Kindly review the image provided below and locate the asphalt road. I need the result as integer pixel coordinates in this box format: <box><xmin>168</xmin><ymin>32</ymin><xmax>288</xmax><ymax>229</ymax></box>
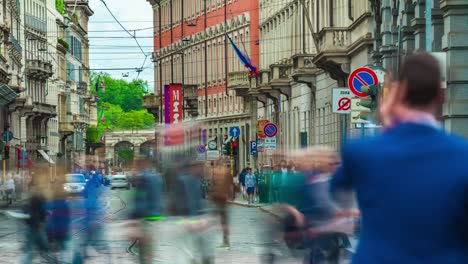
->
<box><xmin>0</xmin><ymin>187</ymin><xmax>351</xmax><ymax>263</ymax></box>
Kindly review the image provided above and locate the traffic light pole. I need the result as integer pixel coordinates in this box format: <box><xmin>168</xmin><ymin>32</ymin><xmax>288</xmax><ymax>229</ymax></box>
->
<box><xmin>230</xmin><ymin>145</ymin><xmax>234</xmax><ymax>179</ymax></box>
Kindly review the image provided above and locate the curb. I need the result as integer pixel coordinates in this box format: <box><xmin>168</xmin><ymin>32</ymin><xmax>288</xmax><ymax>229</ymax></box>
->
<box><xmin>227</xmin><ymin>200</ymin><xmax>264</xmax><ymax>208</ymax></box>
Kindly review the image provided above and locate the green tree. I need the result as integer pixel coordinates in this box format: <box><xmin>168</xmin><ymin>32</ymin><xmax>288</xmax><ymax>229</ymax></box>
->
<box><xmin>117</xmin><ymin>149</ymin><xmax>134</xmax><ymax>161</ymax></box>
<box><xmin>91</xmin><ymin>72</ymin><xmax>148</xmax><ymax>112</ymax></box>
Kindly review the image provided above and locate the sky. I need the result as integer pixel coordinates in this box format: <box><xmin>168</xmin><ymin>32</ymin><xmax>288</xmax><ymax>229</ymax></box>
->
<box><xmin>88</xmin><ymin>0</ymin><xmax>154</xmax><ymax>91</ymax></box>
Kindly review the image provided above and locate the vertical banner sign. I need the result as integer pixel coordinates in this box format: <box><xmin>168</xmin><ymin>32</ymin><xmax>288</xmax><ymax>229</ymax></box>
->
<box><xmin>257</xmin><ymin>120</ymin><xmax>270</xmax><ymax>139</ymax></box>
<box><xmin>164</xmin><ymin>84</ymin><xmax>183</xmax><ymax>124</ymax></box>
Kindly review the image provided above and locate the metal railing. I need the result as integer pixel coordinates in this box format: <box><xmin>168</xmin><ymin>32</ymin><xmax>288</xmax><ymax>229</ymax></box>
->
<box><xmin>25</xmin><ymin>15</ymin><xmax>47</xmax><ymax>32</ymax></box>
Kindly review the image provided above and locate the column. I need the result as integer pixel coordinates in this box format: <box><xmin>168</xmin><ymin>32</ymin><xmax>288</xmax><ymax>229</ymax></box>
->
<box><xmin>380</xmin><ymin>0</ymin><xmax>398</xmax><ymax>70</ymax></box>
<box><xmin>441</xmin><ymin>0</ymin><xmax>468</xmax><ymax>137</ymax></box>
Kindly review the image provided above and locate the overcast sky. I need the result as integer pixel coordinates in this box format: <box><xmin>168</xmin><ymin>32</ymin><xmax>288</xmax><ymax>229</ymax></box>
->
<box><xmin>88</xmin><ymin>0</ymin><xmax>154</xmax><ymax>91</ymax></box>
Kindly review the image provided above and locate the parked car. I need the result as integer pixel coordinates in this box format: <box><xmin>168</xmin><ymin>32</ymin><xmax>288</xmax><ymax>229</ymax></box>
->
<box><xmin>63</xmin><ymin>174</ymin><xmax>87</xmax><ymax>196</ymax></box>
<box><xmin>110</xmin><ymin>175</ymin><xmax>130</xmax><ymax>190</ymax></box>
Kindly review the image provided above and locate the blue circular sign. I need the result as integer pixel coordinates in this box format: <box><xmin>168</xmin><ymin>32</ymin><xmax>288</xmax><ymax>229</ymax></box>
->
<box><xmin>263</xmin><ymin>123</ymin><xmax>278</xmax><ymax>138</ymax></box>
<box><xmin>197</xmin><ymin>145</ymin><xmax>206</xmax><ymax>154</ymax></box>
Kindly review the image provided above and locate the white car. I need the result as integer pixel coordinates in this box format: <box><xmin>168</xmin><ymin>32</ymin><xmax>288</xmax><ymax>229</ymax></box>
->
<box><xmin>63</xmin><ymin>174</ymin><xmax>87</xmax><ymax>195</ymax></box>
<box><xmin>110</xmin><ymin>175</ymin><xmax>130</xmax><ymax>190</ymax></box>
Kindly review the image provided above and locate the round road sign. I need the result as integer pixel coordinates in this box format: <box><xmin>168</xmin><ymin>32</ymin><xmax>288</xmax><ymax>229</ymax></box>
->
<box><xmin>196</xmin><ymin>145</ymin><xmax>206</xmax><ymax>154</ymax></box>
<box><xmin>263</xmin><ymin>123</ymin><xmax>278</xmax><ymax>138</ymax></box>
<box><xmin>348</xmin><ymin>67</ymin><xmax>379</xmax><ymax>98</ymax></box>
<box><xmin>337</xmin><ymin>97</ymin><xmax>351</xmax><ymax>111</ymax></box>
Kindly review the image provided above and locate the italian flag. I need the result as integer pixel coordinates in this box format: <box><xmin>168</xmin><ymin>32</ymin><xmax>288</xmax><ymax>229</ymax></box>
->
<box><xmin>100</xmin><ymin>111</ymin><xmax>106</xmax><ymax>123</ymax></box>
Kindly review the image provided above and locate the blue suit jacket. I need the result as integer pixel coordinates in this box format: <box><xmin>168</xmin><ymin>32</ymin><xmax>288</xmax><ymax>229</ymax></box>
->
<box><xmin>331</xmin><ymin>123</ymin><xmax>468</xmax><ymax>264</ymax></box>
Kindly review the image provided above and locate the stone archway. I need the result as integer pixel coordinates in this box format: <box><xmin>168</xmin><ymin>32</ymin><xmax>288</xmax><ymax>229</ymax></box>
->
<box><xmin>114</xmin><ymin>141</ymin><xmax>134</xmax><ymax>169</ymax></box>
<box><xmin>139</xmin><ymin>139</ymin><xmax>156</xmax><ymax>158</ymax></box>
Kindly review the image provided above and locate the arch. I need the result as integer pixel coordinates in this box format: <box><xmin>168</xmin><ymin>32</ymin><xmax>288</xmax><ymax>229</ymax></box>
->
<box><xmin>114</xmin><ymin>141</ymin><xmax>135</xmax><ymax>169</ymax></box>
<box><xmin>139</xmin><ymin>139</ymin><xmax>156</xmax><ymax>158</ymax></box>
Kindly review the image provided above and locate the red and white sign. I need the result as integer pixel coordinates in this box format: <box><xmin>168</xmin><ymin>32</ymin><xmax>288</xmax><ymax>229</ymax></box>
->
<box><xmin>347</xmin><ymin>67</ymin><xmax>379</xmax><ymax>98</ymax></box>
<box><xmin>164</xmin><ymin>84</ymin><xmax>183</xmax><ymax>124</ymax></box>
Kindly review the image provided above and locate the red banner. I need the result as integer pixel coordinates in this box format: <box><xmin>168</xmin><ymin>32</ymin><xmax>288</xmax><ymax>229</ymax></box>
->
<box><xmin>164</xmin><ymin>84</ymin><xmax>183</xmax><ymax>124</ymax></box>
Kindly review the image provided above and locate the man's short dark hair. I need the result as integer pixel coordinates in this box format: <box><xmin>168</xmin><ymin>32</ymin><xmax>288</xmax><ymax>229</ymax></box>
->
<box><xmin>397</xmin><ymin>52</ymin><xmax>442</xmax><ymax>107</ymax></box>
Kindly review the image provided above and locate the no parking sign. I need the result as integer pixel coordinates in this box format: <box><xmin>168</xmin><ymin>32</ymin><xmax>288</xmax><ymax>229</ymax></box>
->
<box><xmin>348</xmin><ymin>67</ymin><xmax>379</xmax><ymax>98</ymax></box>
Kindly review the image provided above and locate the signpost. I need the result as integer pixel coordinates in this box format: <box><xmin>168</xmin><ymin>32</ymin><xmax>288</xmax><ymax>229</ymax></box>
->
<box><xmin>263</xmin><ymin>123</ymin><xmax>278</xmax><ymax>138</ymax></box>
<box><xmin>257</xmin><ymin>120</ymin><xmax>270</xmax><ymax>138</ymax></box>
<box><xmin>332</xmin><ymin>88</ymin><xmax>352</xmax><ymax>114</ymax></box>
<box><xmin>250</xmin><ymin>141</ymin><xmax>257</xmax><ymax>156</ymax></box>
<box><xmin>348</xmin><ymin>67</ymin><xmax>379</xmax><ymax>98</ymax></box>
<box><xmin>229</xmin><ymin>126</ymin><xmax>240</xmax><ymax>137</ymax></box>
<box><xmin>207</xmin><ymin>140</ymin><xmax>217</xmax><ymax>150</ymax></box>
<box><xmin>206</xmin><ymin>150</ymin><xmax>220</xmax><ymax>160</ymax></box>
<box><xmin>257</xmin><ymin>138</ymin><xmax>264</xmax><ymax>153</ymax></box>
<box><xmin>264</xmin><ymin>136</ymin><xmax>277</xmax><ymax>150</ymax></box>
<box><xmin>196</xmin><ymin>145</ymin><xmax>206</xmax><ymax>154</ymax></box>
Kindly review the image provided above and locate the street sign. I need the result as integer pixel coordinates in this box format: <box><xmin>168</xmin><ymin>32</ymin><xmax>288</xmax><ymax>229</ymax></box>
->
<box><xmin>206</xmin><ymin>150</ymin><xmax>220</xmax><ymax>160</ymax></box>
<box><xmin>257</xmin><ymin>138</ymin><xmax>264</xmax><ymax>153</ymax></box>
<box><xmin>351</xmin><ymin>98</ymin><xmax>371</xmax><ymax>112</ymax></box>
<box><xmin>196</xmin><ymin>153</ymin><xmax>206</xmax><ymax>161</ymax></box>
<box><xmin>250</xmin><ymin>141</ymin><xmax>257</xmax><ymax>156</ymax></box>
<box><xmin>348</xmin><ymin>67</ymin><xmax>379</xmax><ymax>98</ymax></box>
<box><xmin>265</xmin><ymin>136</ymin><xmax>277</xmax><ymax>150</ymax></box>
<box><xmin>263</xmin><ymin>123</ymin><xmax>278</xmax><ymax>138</ymax></box>
<box><xmin>229</xmin><ymin>126</ymin><xmax>240</xmax><ymax>137</ymax></box>
<box><xmin>207</xmin><ymin>140</ymin><xmax>217</xmax><ymax>150</ymax></box>
<box><xmin>2</xmin><ymin>131</ymin><xmax>13</xmax><ymax>142</ymax></box>
<box><xmin>257</xmin><ymin>120</ymin><xmax>270</xmax><ymax>138</ymax></box>
<box><xmin>196</xmin><ymin>144</ymin><xmax>206</xmax><ymax>154</ymax></box>
<box><xmin>332</xmin><ymin>88</ymin><xmax>352</xmax><ymax>114</ymax></box>
<box><xmin>351</xmin><ymin>111</ymin><xmax>371</xmax><ymax>124</ymax></box>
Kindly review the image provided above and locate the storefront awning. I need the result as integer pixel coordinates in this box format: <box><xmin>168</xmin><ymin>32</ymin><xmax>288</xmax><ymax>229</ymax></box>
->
<box><xmin>37</xmin><ymin>149</ymin><xmax>55</xmax><ymax>164</ymax></box>
<box><xmin>0</xmin><ymin>84</ymin><xmax>18</xmax><ymax>106</ymax></box>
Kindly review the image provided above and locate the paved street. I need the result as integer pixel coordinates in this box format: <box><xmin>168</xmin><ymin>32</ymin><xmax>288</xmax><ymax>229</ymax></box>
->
<box><xmin>0</xmin><ymin>187</ymin><xmax>351</xmax><ymax>263</ymax></box>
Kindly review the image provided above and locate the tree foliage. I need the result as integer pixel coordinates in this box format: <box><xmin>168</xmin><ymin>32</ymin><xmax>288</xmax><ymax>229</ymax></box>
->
<box><xmin>86</xmin><ymin>73</ymin><xmax>154</xmax><ymax>144</ymax></box>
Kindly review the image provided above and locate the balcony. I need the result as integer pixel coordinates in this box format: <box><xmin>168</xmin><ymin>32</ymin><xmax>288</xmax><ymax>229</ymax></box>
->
<box><xmin>313</xmin><ymin>28</ymin><xmax>351</xmax><ymax>80</ymax></box>
<box><xmin>291</xmin><ymin>54</ymin><xmax>319</xmax><ymax>87</ymax></box>
<box><xmin>228</xmin><ymin>71</ymin><xmax>250</xmax><ymax>97</ymax></box>
<box><xmin>143</xmin><ymin>93</ymin><xmax>161</xmax><ymax>117</ymax></box>
<box><xmin>25</xmin><ymin>15</ymin><xmax>46</xmax><ymax>33</ymax></box>
<box><xmin>76</xmin><ymin>81</ymin><xmax>87</xmax><ymax>95</ymax></box>
<box><xmin>268</xmin><ymin>59</ymin><xmax>292</xmax><ymax>98</ymax></box>
<box><xmin>8</xmin><ymin>34</ymin><xmax>22</xmax><ymax>59</ymax></box>
<box><xmin>59</xmin><ymin>122</ymin><xmax>74</xmax><ymax>137</ymax></box>
<box><xmin>31</xmin><ymin>102</ymin><xmax>56</xmax><ymax>117</ymax></box>
<box><xmin>26</xmin><ymin>59</ymin><xmax>53</xmax><ymax>80</ymax></box>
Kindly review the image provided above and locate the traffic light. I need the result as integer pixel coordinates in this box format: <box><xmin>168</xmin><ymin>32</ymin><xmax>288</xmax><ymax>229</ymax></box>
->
<box><xmin>222</xmin><ymin>141</ymin><xmax>231</xmax><ymax>155</ymax></box>
<box><xmin>231</xmin><ymin>138</ymin><xmax>239</xmax><ymax>156</ymax></box>
<box><xmin>4</xmin><ymin>146</ymin><xmax>9</xmax><ymax>160</ymax></box>
<box><xmin>359</xmin><ymin>84</ymin><xmax>381</xmax><ymax>121</ymax></box>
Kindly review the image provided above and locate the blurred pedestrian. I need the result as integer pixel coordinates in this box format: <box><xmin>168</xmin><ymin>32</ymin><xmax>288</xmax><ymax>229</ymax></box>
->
<box><xmin>239</xmin><ymin>168</ymin><xmax>247</xmax><ymax>200</ymax></box>
<box><xmin>209</xmin><ymin>159</ymin><xmax>232</xmax><ymax>247</ymax></box>
<box><xmin>22</xmin><ymin>188</ymin><xmax>48</xmax><ymax>264</ymax></box>
<box><xmin>332</xmin><ymin>52</ymin><xmax>468</xmax><ymax>263</ymax></box>
<box><xmin>271</xmin><ymin>160</ymin><xmax>288</xmax><ymax>203</ymax></box>
<box><xmin>129</xmin><ymin>157</ymin><xmax>164</xmax><ymax>264</ymax></box>
<box><xmin>46</xmin><ymin>187</ymin><xmax>71</xmax><ymax>262</ymax></box>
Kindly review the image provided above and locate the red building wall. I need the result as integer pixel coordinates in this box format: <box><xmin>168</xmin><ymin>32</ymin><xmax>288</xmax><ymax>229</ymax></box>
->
<box><xmin>153</xmin><ymin>0</ymin><xmax>259</xmax><ymax>113</ymax></box>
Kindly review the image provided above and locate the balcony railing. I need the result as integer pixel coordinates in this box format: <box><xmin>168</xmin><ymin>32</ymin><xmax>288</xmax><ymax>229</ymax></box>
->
<box><xmin>317</xmin><ymin>28</ymin><xmax>351</xmax><ymax>53</ymax></box>
<box><xmin>8</xmin><ymin>34</ymin><xmax>22</xmax><ymax>54</ymax></box>
<box><xmin>25</xmin><ymin>15</ymin><xmax>46</xmax><ymax>32</ymax></box>
<box><xmin>59</xmin><ymin>122</ymin><xmax>74</xmax><ymax>134</ymax></box>
<box><xmin>26</xmin><ymin>59</ymin><xmax>53</xmax><ymax>80</ymax></box>
<box><xmin>228</xmin><ymin>71</ymin><xmax>250</xmax><ymax>88</ymax></box>
<box><xmin>77</xmin><ymin>81</ymin><xmax>87</xmax><ymax>94</ymax></box>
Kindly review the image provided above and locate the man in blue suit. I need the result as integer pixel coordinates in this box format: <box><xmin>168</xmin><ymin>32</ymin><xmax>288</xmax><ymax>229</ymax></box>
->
<box><xmin>331</xmin><ymin>52</ymin><xmax>468</xmax><ymax>263</ymax></box>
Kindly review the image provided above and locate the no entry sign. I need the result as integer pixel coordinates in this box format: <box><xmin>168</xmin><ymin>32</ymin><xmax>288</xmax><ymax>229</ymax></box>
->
<box><xmin>348</xmin><ymin>67</ymin><xmax>379</xmax><ymax>98</ymax></box>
